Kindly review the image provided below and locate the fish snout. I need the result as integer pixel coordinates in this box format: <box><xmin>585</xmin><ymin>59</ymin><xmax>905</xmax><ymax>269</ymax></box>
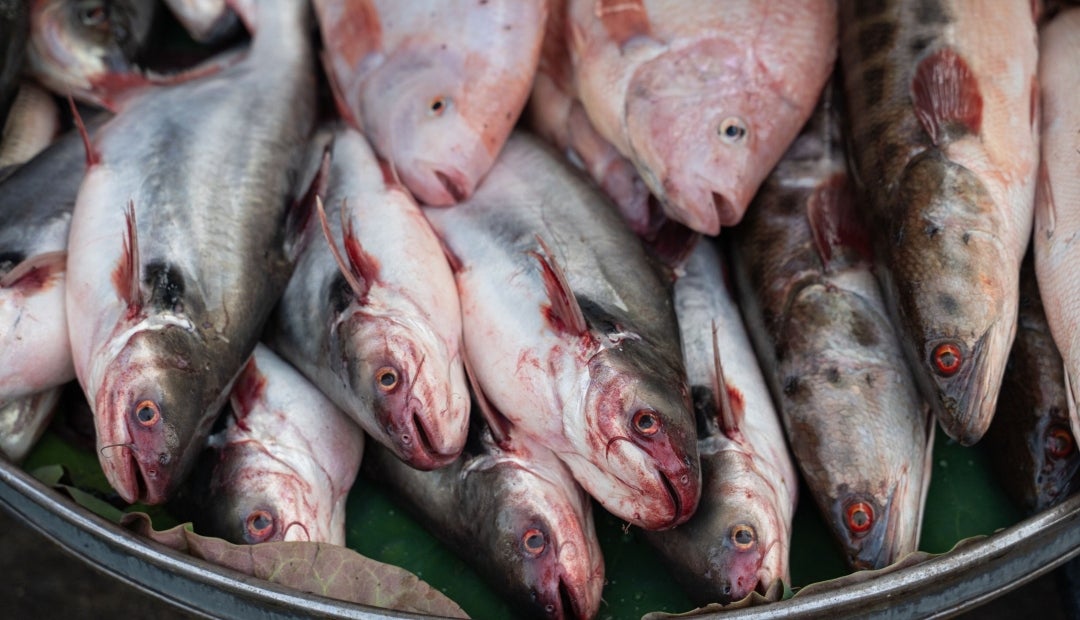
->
<box><xmin>386</xmin><ymin>402</ymin><xmax>459</xmax><ymax>470</ymax></box>
<box><xmin>653</xmin><ymin>463</ymin><xmax>700</xmax><ymax>530</ymax></box>
<box><xmin>924</xmin><ymin>332</ymin><xmax>995</xmax><ymax>445</ymax></box>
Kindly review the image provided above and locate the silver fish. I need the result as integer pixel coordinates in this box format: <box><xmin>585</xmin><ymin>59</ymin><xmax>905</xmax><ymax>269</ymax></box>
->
<box><xmin>0</xmin><ymin>388</ymin><xmax>61</xmax><ymax>463</ymax></box>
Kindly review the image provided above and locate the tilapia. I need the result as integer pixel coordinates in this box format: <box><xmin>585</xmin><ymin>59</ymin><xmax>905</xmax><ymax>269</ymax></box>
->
<box><xmin>187</xmin><ymin>345</ymin><xmax>363</xmax><ymax>546</ymax></box>
<box><xmin>985</xmin><ymin>252</ymin><xmax>1080</xmax><ymax>514</ymax></box>
<box><xmin>423</xmin><ymin>133</ymin><xmax>700</xmax><ymax>530</ymax></box>
<box><xmin>0</xmin><ymin>81</ymin><xmax>61</xmax><ymax>175</ymax></box>
<box><xmin>1035</xmin><ymin>7</ymin><xmax>1080</xmax><ymax>447</ymax></box>
<box><xmin>0</xmin><ymin>388</ymin><xmax>61</xmax><ymax>463</ymax></box>
<box><xmin>267</xmin><ymin>125</ymin><xmax>468</xmax><ymax>470</ymax></box>
<box><xmin>0</xmin><ymin>0</ymin><xmax>28</xmax><ymax>128</ymax></box>
<box><xmin>162</xmin><ymin>0</ymin><xmax>239</xmax><ymax>43</ymax></box>
<box><xmin>839</xmin><ymin>0</ymin><xmax>1039</xmax><ymax>445</ymax></box>
<box><xmin>644</xmin><ymin>241</ymin><xmax>797</xmax><ymax>604</ymax></box>
<box><xmin>26</xmin><ymin>0</ymin><xmax>158</xmax><ymax>108</ymax></box>
<box><xmin>564</xmin><ymin>0</ymin><xmax>837</xmax><ymax>234</ymax></box>
<box><xmin>730</xmin><ymin>94</ymin><xmax>934</xmax><ymax>570</ymax></box>
<box><xmin>66</xmin><ymin>0</ymin><xmax>316</xmax><ymax>505</ymax></box>
<box><xmin>364</xmin><ymin>424</ymin><xmax>604</xmax><ymax>620</ymax></box>
<box><xmin>313</xmin><ymin>0</ymin><xmax>547</xmax><ymax>205</ymax></box>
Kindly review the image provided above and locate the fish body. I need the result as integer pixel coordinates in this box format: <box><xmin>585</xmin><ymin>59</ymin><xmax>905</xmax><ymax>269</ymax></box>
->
<box><xmin>565</xmin><ymin>0</ymin><xmax>837</xmax><ymax>234</ymax></box>
<box><xmin>66</xmin><ymin>0</ymin><xmax>316</xmax><ymax>505</ymax></box>
<box><xmin>1034</xmin><ymin>7</ymin><xmax>1080</xmax><ymax>447</ymax></box>
<box><xmin>191</xmin><ymin>345</ymin><xmax>364</xmax><ymax>546</ymax></box>
<box><xmin>0</xmin><ymin>388</ymin><xmax>61</xmax><ymax>463</ymax></box>
<box><xmin>268</xmin><ymin>125</ymin><xmax>469</xmax><ymax>470</ymax></box>
<box><xmin>730</xmin><ymin>95</ymin><xmax>934</xmax><ymax>570</ymax></box>
<box><xmin>644</xmin><ymin>240</ymin><xmax>797</xmax><ymax>603</ymax></box>
<box><xmin>839</xmin><ymin>0</ymin><xmax>1039</xmax><ymax>445</ymax></box>
<box><xmin>313</xmin><ymin>0</ymin><xmax>547</xmax><ymax>205</ymax></box>
<box><xmin>0</xmin><ymin>81</ymin><xmax>61</xmax><ymax>175</ymax></box>
<box><xmin>423</xmin><ymin>133</ymin><xmax>700</xmax><ymax>530</ymax></box>
<box><xmin>364</xmin><ymin>426</ymin><xmax>604</xmax><ymax>620</ymax></box>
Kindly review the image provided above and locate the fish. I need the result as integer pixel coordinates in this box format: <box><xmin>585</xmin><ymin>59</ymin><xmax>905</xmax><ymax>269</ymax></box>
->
<box><xmin>0</xmin><ymin>388</ymin><xmax>62</xmax><ymax>463</ymax></box>
<box><xmin>643</xmin><ymin>240</ymin><xmax>797</xmax><ymax>604</ymax></box>
<box><xmin>984</xmin><ymin>252</ymin><xmax>1080</xmax><ymax>514</ymax></box>
<box><xmin>423</xmin><ymin>132</ymin><xmax>700</xmax><ymax>530</ymax></box>
<box><xmin>0</xmin><ymin>117</ymin><xmax>105</xmax><ymax>405</ymax></box>
<box><xmin>838</xmin><ymin>0</ymin><xmax>1039</xmax><ymax>446</ymax></box>
<box><xmin>363</xmin><ymin>422</ymin><xmax>604</xmax><ymax>620</ymax></box>
<box><xmin>187</xmin><ymin>345</ymin><xmax>364</xmax><ymax>546</ymax></box>
<box><xmin>267</xmin><ymin>124</ymin><xmax>470</xmax><ymax>470</ymax></box>
<box><xmin>1035</xmin><ymin>7</ymin><xmax>1080</xmax><ymax>450</ymax></box>
<box><xmin>65</xmin><ymin>0</ymin><xmax>317</xmax><ymax>505</ymax></box>
<box><xmin>730</xmin><ymin>92</ymin><xmax>934</xmax><ymax>570</ymax></box>
<box><xmin>161</xmin><ymin>0</ymin><xmax>240</xmax><ymax>43</ymax></box>
<box><xmin>563</xmin><ymin>0</ymin><xmax>837</xmax><ymax>234</ymax></box>
<box><xmin>26</xmin><ymin>0</ymin><xmax>158</xmax><ymax>108</ymax></box>
<box><xmin>0</xmin><ymin>81</ymin><xmax>61</xmax><ymax>175</ymax></box>
<box><xmin>313</xmin><ymin>0</ymin><xmax>547</xmax><ymax>205</ymax></box>
<box><xmin>0</xmin><ymin>0</ymin><xmax>28</xmax><ymax>128</ymax></box>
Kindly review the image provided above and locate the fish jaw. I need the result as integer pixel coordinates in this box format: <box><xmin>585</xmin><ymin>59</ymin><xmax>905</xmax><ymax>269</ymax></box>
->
<box><xmin>338</xmin><ymin>311</ymin><xmax>468</xmax><ymax>469</ymax></box>
<box><xmin>888</xmin><ymin>151</ymin><xmax>1017</xmax><ymax>445</ymax></box>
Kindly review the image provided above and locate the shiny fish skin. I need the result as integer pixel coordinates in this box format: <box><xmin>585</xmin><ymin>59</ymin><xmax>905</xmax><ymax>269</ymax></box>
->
<box><xmin>267</xmin><ymin>125</ymin><xmax>469</xmax><ymax>471</ymax></box>
<box><xmin>566</xmin><ymin>0</ymin><xmax>837</xmax><ymax>235</ymax></box>
<box><xmin>313</xmin><ymin>0</ymin><xmax>547</xmax><ymax>206</ymax></box>
<box><xmin>839</xmin><ymin>0</ymin><xmax>1039</xmax><ymax>446</ymax></box>
<box><xmin>364</xmin><ymin>426</ymin><xmax>604</xmax><ymax>620</ymax></box>
<box><xmin>190</xmin><ymin>345</ymin><xmax>364</xmax><ymax>546</ymax></box>
<box><xmin>1035</xmin><ymin>8</ymin><xmax>1080</xmax><ymax>448</ymax></box>
<box><xmin>423</xmin><ymin>133</ymin><xmax>700</xmax><ymax>530</ymax></box>
<box><xmin>644</xmin><ymin>241</ymin><xmax>797</xmax><ymax>604</ymax></box>
<box><xmin>66</xmin><ymin>0</ymin><xmax>316</xmax><ymax>505</ymax></box>
<box><xmin>0</xmin><ymin>388</ymin><xmax>61</xmax><ymax>463</ymax></box>
<box><xmin>0</xmin><ymin>81</ymin><xmax>61</xmax><ymax>175</ymax></box>
<box><xmin>731</xmin><ymin>95</ymin><xmax>934</xmax><ymax>570</ymax></box>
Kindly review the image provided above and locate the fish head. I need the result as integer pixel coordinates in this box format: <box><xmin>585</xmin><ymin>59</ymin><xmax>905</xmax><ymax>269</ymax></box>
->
<box><xmin>94</xmin><ymin>326</ymin><xmax>228</xmax><ymax>505</ymax></box>
<box><xmin>362</xmin><ymin>51</ymin><xmax>494</xmax><ymax>206</ymax></box>
<box><xmin>28</xmin><ymin>0</ymin><xmax>155</xmax><ymax>104</ymax></box>
<box><xmin>890</xmin><ymin>151</ymin><xmax>1017</xmax><ymax>446</ymax></box>
<box><xmin>583</xmin><ymin>347</ymin><xmax>701</xmax><ymax>529</ymax></box>
<box><xmin>342</xmin><ymin>312</ymin><xmax>468</xmax><ymax>470</ymax></box>
<box><xmin>1030</xmin><ymin>415</ymin><xmax>1080</xmax><ymax>512</ymax></box>
<box><xmin>623</xmin><ymin>38</ymin><xmax>798</xmax><ymax>235</ymax></box>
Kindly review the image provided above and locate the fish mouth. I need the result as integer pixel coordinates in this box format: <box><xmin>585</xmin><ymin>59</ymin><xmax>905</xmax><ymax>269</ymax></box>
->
<box><xmin>558</xmin><ymin>577</ymin><xmax>578</xmax><ymax>620</ymax></box>
<box><xmin>434</xmin><ymin>169</ymin><xmax>469</xmax><ymax>203</ymax></box>
<box><xmin>392</xmin><ymin>410</ymin><xmax>458</xmax><ymax>470</ymax></box>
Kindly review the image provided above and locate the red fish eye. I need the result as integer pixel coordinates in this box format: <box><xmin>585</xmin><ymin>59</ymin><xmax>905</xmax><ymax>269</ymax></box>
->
<box><xmin>134</xmin><ymin>400</ymin><xmax>160</xmax><ymax>427</ymax></box>
<box><xmin>522</xmin><ymin>528</ymin><xmax>546</xmax><ymax>555</ymax></box>
<box><xmin>376</xmin><ymin>367</ymin><xmax>399</xmax><ymax>392</ymax></box>
<box><xmin>246</xmin><ymin>510</ymin><xmax>275</xmax><ymax>541</ymax></box>
<box><xmin>931</xmin><ymin>343</ymin><xmax>962</xmax><ymax>376</ymax></box>
<box><xmin>632</xmin><ymin>409</ymin><xmax>661</xmax><ymax>436</ymax></box>
<box><xmin>845</xmin><ymin>501</ymin><xmax>874</xmax><ymax>534</ymax></box>
<box><xmin>731</xmin><ymin>524</ymin><xmax>756</xmax><ymax>551</ymax></box>
<box><xmin>1047</xmin><ymin>426</ymin><xmax>1075</xmax><ymax>459</ymax></box>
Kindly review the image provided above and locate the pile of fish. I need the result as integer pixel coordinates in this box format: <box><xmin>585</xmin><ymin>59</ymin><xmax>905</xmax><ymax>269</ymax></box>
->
<box><xmin>3</xmin><ymin>0</ymin><xmax>1080</xmax><ymax>618</ymax></box>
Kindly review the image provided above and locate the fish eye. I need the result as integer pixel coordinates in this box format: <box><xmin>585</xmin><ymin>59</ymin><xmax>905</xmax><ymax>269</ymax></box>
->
<box><xmin>376</xmin><ymin>366</ymin><xmax>399</xmax><ymax>392</ymax></box>
<box><xmin>429</xmin><ymin>96</ymin><xmax>451</xmax><ymax>117</ymax></box>
<box><xmin>730</xmin><ymin>524</ymin><xmax>756</xmax><ymax>550</ymax></box>
<box><xmin>246</xmin><ymin>510</ymin><xmax>275</xmax><ymax>541</ymax></box>
<box><xmin>75</xmin><ymin>0</ymin><xmax>108</xmax><ymax>29</ymax></box>
<box><xmin>718</xmin><ymin>117</ymin><xmax>748</xmax><ymax>143</ymax></box>
<box><xmin>1047</xmin><ymin>425</ymin><xmax>1075</xmax><ymax>459</ymax></box>
<box><xmin>522</xmin><ymin>528</ymin><xmax>546</xmax><ymax>555</ymax></box>
<box><xmin>632</xmin><ymin>409</ymin><xmax>661</xmax><ymax>436</ymax></box>
<box><xmin>931</xmin><ymin>342</ymin><xmax>962</xmax><ymax>377</ymax></box>
<box><xmin>133</xmin><ymin>400</ymin><xmax>160</xmax><ymax>427</ymax></box>
<box><xmin>845</xmin><ymin>501</ymin><xmax>874</xmax><ymax>534</ymax></box>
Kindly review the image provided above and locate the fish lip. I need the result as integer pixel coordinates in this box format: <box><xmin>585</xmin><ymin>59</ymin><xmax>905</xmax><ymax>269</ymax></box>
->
<box><xmin>388</xmin><ymin>409</ymin><xmax>458</xmax><ymax>470</ymax></box>
<box><xmin>434</xmin><ymin>169</ymin><xmax>469</xmax><ymax>203</ymax></box>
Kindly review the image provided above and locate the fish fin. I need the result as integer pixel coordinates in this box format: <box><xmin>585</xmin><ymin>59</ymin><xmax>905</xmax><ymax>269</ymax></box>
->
<box><xmin>710</xmin><ymin>321</ymin><xmax>744</xmax><ymax>440</ymax></box>
<box><xmin>285</xmin><ymin>144</ymin><xmax>332</xmax><ymax>261</ymax></box>
<box><xmin>316</xmin><ymin>196</ymin><xmax>370</xmax><ymax>301</ymax></box>
<box><xmin>911</xmin><ymin>48</ymin><xmax>983</xmax><ymax>146</ymax></box>
<box><xmin>340</xmin><ymin>203</ymin><xmax>381</xmax><ymax>296</ymax></box>
<box><xmin>0</xmin><ymin>251</ymin><xmax>67</xmax><ymax>289</ymax></box>
<box><xmin>1037</xmin><ymin>157</ymin><xmax>1057</xmax><ymax>240</ymax></box>
<box><xmin>595</xmin><ymin>0</ymin><xmax>652</xmax><ymax>48</ymax></box>
<box><xmin>528</xmin><ymin>235</ymin><xmax>588</xmax><ymax>336</ymax></box>
<box><xmin>461</xmin><ymin>344</ymin><xmax>511</xmax><ymax>447</ymax></box>
<box><xmin>321</xmin><ymin>50</ymin><xmax>364</xmax><ymax>130</ymax></box>
<box><xmin>806</xmin><ymin>172</ymin><xmax>869</xmax><ymax>268</ymax></box>
<box><xmin>647</xmin><ymin>220</ymin><xmax>699</xmax><ymax>272</ymax></box>
<box><xmin>229</xmin><ymin>356</ymin><xmax>266</xmax><ymax>426</ymax></box>
<box><xmin>68</xmin><ymin>97</ymin><xmax>99</xmax><ymax>167</ymax></box>
<box><xmin>111</xmin><ymin>201</ymin><xmax>142</xmax><ymax>314</ymax></box>
<box><xmin>433</xmin><ymin>230</ymin><xmax>464</xmax><ymax>274</ymax></box>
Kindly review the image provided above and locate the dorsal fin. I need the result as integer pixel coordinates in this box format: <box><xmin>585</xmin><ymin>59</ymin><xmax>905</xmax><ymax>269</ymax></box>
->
<box><xmin>229</xmin><ymin>355</ymin><xmax>266</xmax><ymax>432</ymax></box>
<box><xmin>595</xmin><ymin>0</ymin><xmax>652</xmax><ymax>48</ymax></box>
<box><xmin>340</xmin><ymin>201</ymin><xmax>381</xmax><ymax>296</ymax></box>
<box><xmin>528</xmin><ymin>235</ymin><xmax>588</xmax><ymax>336</ymax></box>
<box><xmin>316</xmin><ymin>196</ymin><xmax>370</xmax><ymax>301</ymax></box>
<box><xmin>461</xmin><ymin>344</ymin><xmax>511</xmax><ymax>447</ymax></box>
<box><xmin>0</xmin><ymin>251</ymin><xmax>67</xmax><ymax>289</ymax></box>
<box><xmin>321</xmin><ymin>50</ymin><xmax>364</xmax><ymax>131</ymax></box>
<box><xmin>711</xmin><ymin>320</ymin><xmax>744</xmax><ymax>440</ymax></box>
<box><xmin>911</xmin><ymin>47</ymin><xmax>983</xmax><ymax>146</ymax></box>
<box><xmin>68</xmin><ymin>97</ymin><xmax>99</xmax><ymax>167</ymax></box>
<box><xmin>110</xmin><ymin>201</ymin><xmax>142</xmax><ymax>316</ymax></box>
<box><xmin>285</xmin><ymin>145</ymin><xmax>332</xmax><ymax>261</ymax></box>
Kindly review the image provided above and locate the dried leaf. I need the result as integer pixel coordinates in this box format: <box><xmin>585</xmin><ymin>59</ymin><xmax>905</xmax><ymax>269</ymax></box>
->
<box><xmin>641</xmin><ymin>578</ymin><xmax>789</xmax><ymax>618</ymax></box>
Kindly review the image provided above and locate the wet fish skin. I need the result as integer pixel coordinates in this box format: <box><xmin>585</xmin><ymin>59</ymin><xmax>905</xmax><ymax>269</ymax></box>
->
<box><xmin>314</xmin><ymin>0</ymin><xmax>547</xmax><ymax>206</ymax></box>
<box><xmin>0</xmin><ymin>0</ymin><xmax>28</xmax><ymax>128</ymax></box>
<box><xmin>730</xmin><ymin>94</ymin><xmax>934</xmax><ymax>570</ymax></box>
<box><xmin>267</xmin><ymin>125</ymin><xmax>469</xmax><ymax>470</ymax></box>
<box><xmin>644</xmin><ymin>241</ymin><xmax>797</xmax><ymax>604</ymax></box>
<box><xmin>162</xmin><ymin>0</ymin><xmax>239</xmax><ymax>43</ymax></box>
<box><xmin>423</xmin><ymin>133</ymin><xmax>700</xmax><ymax>530</ymax></box>
<box><xmin>985</xmin><ymin>253</ymin><xmax>1080</xmax><ymax>514</ymax></box>
<box><xmin>0</xmin><ymin>388</ymin><xmax>61</xmax><ymax>463</ymax></box>
<box><xmin>189</xmin><ymin>345</ymin><xmax>364</xmax><ymax>546</ymax></box>
<box><xmin>839</xmin><ymin>0</ymin><xmax>1039</xmax><ymax>446</ymax></box>
<box><xmin>0</xmin><ymin>81</ymin><xmax>61</xmax><ymax>176</ymax></box>
<box><xmin>364</xmin><ymin>426</ymin><xmax>604</xmax><ymax>620</ymax></box>
<box><xmin>66</xmin><ymin>0</ymin><xmax>316</xmax><ymax>505</ymax></box>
